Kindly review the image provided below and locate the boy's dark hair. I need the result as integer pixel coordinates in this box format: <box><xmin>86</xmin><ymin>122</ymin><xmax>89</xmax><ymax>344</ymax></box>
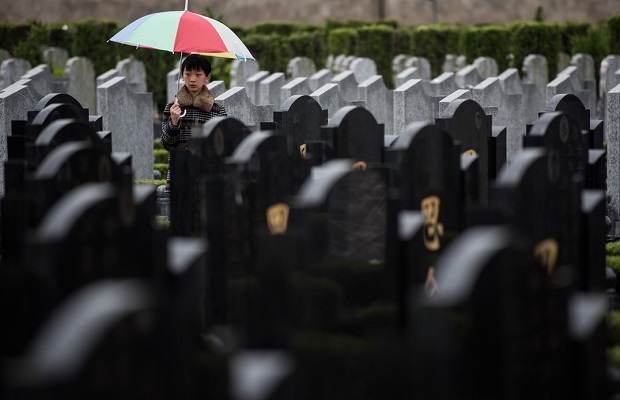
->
<box><xmin>181</xmin><ymin>54</ymin><xmax>212</xmax><ymax>75</ymax></box>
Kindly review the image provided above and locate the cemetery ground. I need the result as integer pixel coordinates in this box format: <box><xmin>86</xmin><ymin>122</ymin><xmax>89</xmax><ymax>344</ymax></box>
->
<box><xmin>4</xmin><ymin>46</ymin><xmax>620</xmax><ymax>398</ymax></box>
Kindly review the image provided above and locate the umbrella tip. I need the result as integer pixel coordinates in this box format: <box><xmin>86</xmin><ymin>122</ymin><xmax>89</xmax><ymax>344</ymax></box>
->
<box><xmin>184</xmin><ymin>0</ymin><xmax>188</xmax><ymax>10</ymax></box>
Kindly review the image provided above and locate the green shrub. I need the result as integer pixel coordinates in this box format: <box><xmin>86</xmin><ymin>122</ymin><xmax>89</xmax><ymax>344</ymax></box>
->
<box><xmin>0</xmin><ymin>22</ymin><xmax>33</xmax><ymax>55</ymax></box>
<box><xmin>285</xmin><ymin>31</ymin><xmax>327</xmax><ymax>70</ymax></box>
<box><xmin>246</xmin><ymin>21</ymin><xmax>298</xmax><ymax>36</ymax></box>
<box><xmin>608</xmin><ymin>15</ymin><xmax>620</xmax><ymax>55</ymax></box>
<box><xmin>607</xmin><ymin>241</ymin><xmax>620</xmax><ymax>256</ymax></box>
<box><xmin>326</xmin><ymin>19</ymin><xmax>373</xmax><ymax>31</ymax></box>
<box><xmin>610</xmin><ymin>347</ymin><xmax>620</xmax><ymax>369</ymax></box>
<box><xmin>356</xmin><ymin>25</ymin><xmax>395</xmax><ymax>88</ymax></box>
<box><xmin>242</xmin><ymin>33</ymin><xmax>287</xmax><ymax>74</ymax></box>
<box><xmin>509</xmin><ymin>21</ymin><xmax>562</xmax><ymax>78</ymax></box>
<box><xmin>70</xmin><ymin>19</ymin><xmax>126</xmax><ymax>76</ymax></box>
<box><xmin>460</xmin><ymin>25</ymin><xmax>512</xmax><ymax>73</ymax></box>
<box><xmin>559</xmin><ymin>20</ymin><xmax>590</xmax><ymax>54</ymax></box>
<box><xmin>11</xmin><ymin>21</ymin><xmax>47</xmax><ymax>66</ymax></box>
<box><xmin>154</xmin><ymin>149</ymin><xmax>169</xmax><ymax>164</ymax></box>
<box><xmin>609</xmin><ymin>310</ymin><xmax>620</xmax><ymax>345</ymax></box>
<box><xmin>134</xmin><ymin>179</ymin><xmax>166</xmax><ymax>186</ymax></box>
<box><xmin>411</xmin><ymin>24</ymin><xmax>463</xmax><ymax>78</ymax></box>
<box><xmin>327</xmin><ymin>28</ymin><xmax>359</xmax><ymax>56</ymax></box>
<box><xmin>392</xmin><ymin>27</ymin><xmax>414</xmax><ymax>56</ymax></box>
<box><xmin>154</xmin><ymin>162</ymin><xmax>168</xmax><ymax>177</ymax></box>
<box><xmin>607</xmin><ymin>255</ymin><xmax>620</xmax><ymax>276</ymax></box>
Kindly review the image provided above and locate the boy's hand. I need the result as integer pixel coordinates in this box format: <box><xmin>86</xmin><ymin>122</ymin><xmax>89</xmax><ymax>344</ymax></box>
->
<box><xmin>170</xmin><ymin>98</ymin><xmax>181</xmax><ymax>126</ymax></box>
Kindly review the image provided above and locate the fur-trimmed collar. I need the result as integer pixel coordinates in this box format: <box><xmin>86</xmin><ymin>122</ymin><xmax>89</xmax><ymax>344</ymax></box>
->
<box><xmin>176</xmin><ymin>85</ymin><xmax>215</xmax><ymax>112</ymax></box>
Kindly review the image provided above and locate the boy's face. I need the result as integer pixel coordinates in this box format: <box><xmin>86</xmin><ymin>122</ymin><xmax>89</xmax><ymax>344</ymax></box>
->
<box><xmin>183</xmin><ymin>67</ymin><xmax>210</xmax><ymax>97</ymax></box>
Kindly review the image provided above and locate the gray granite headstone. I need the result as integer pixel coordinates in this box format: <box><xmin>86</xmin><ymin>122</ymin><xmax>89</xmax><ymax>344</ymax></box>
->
<box><xmin>393</xmin><ymin>79</ymin><xmax>440</xmax><ymax>134</ymax></box>
<box><xmin>472</xmin><ymin>77</ymin><xmax>523</xmax><ymax>162</ymax></box>
<box><xmin>349</xmin><ymin>57</ymin><xmax>377</xmax><ymax>84</ymax></box>
<box><xmin>0</xmin><ymin>80</ymin><xmax>42</xmax><ymax>196</ymax></box>
<box><xmin>442</xmin><ymin>54</ymin><xmax>459</xmax><ymax>73</ymax></box>
<box><xmin>438</xmin><ymin>89</ymin><xmax>472</xmax><ymax>116</ymax></box>
<box><xmin>0</xmin><ymin>58</ymin><xmax>32</xmax><ymax>90</ymax></box>
<box><xmin>358</xmin><ymin>75</ymin><xmax>394</xmax><ymax>135</ymax></box>
<box><xmin>215</xmin><ymin>86</ymin><xmax>275</xmax><ymax>128</ymax></box>
<box><xmin>571</xmin><ymin>53</ymin><xmax>595</xmax><ymax>82</ymax></box>
<box><xmin>43</xmin><ymin>47</ymin><xmax>69</xmax><ymax>71</ymax></box>
<box><xmin>258</xmin><ymin>72</ymin><xmax>286</xmax><ymax>108</ymax></box>
<box><xmin>392</xmin><ymin>54</ymin><xmax>409</xmax><ymax>76</ymax></box>
<box><xmin>230</xmin><ymin>59</ymin><xmax>260</xmax><ymax>88</ymax></box>
<box><xmin>325</xmin><ymin>54</ymin><xmax>335</xmax><ymax>71</ymax></box>
<box><xmin>606</xmin><ymin>83</ymin><xmax>620</xmax><ymax>219</ymax></box>
<box><xmin>66</xmin><ymin>56</ymin><xmax>96</xmax><ymax>113</ymax></box>
<box><xmin>308</xmin><ymin>68</ymin><xmax>332</xmax><ymax>92</ymax></box>
<box><xmin>522</xmin><ymin>54</ymin><xmax>548</xmax><ymax>120</ymax></box>
<box><xmin>0</xmin><ymin>49</ymin><xmax>10</xmax><ymax>65</ymax></box>
<box><xmin>280</xmin><ymin>77</ymin><xmax>312</xmax><ymax>106</ymax></box>
<box><xmin>331</xmin><ymin>54</ymin><xmax>347</xmax><ymax>73</ymax></box>
<box><xmin>473</xmin><ymin>57</ymin><xmax>498</xmax><ymax>79</ymax></box>
<box><xmin>395</xmin><ymin>67</ymin><xmax>420</xmax><ymax>88</ymax></box>
<box><xmin>97</xmin><ymin>76</ymin><xmax>153</xmax><ymax>180</ymax></box>
<box><xmin>405</xmin><ymin>57</ymin><xmax>431</xmax><ymax>80</ymax></box>
<box><xmin>20</xmin><ymin>64</ymin><xmax>58</xmax><ymax>99</ymax></box>
<box><xmin>599</xmin><ymin>55</ymin><xmax>620</xmax><ymax>130</ymax></box>
<box><xmin>547</xmin><ymin>66</ymin><xmax>593</xmax><ymax>116</ymax></box>
<box><xmin>331</xmin><ymin>70</ymin><xmax>359</xmax><ymax>101</ymax></box>
<box><xmin>499</xmin><ymin>68</ymin><xmax>540</xmax><ymax>125</ymax></box>
<box><xmin>571</xmin><ymin>53</ymin><xmax>598</xmax><ymax>118</ymax></box>
<box><xmin>115</xmin><ymin>57</ymin><xmax>147</xmax><ymax>93</ymax></box>
<box><xmin>245</xmin><ymin>70</ymin><xmax>270</xmax><ymax>104</ymax></box>
<box><xmin>430</xmin><ymin>72</ymin><xmax>458</xmax><ymax>97</ymax></box>
<box><xmin>96</xmin><ymin>69</ymin><xmax>119</xmax><ymax>88</ymax></box>
<box><xmin>310</xmin><ymin>83</ymin><xmax>365</xmax><ymax>118</ymax></box>
<box><xmin>455</xmin><ymin>65</ymin><xmax>483</xmax><ymax>89</ymax></box>
<box><xmin>286</xmin><ymin>56</ymin><xmax>316</xmax><ymax>80</ymax></box>
<box><xmin>207</xmin><ymin>80</ymin><xmax>227</xmax><ymax>98</ymax></box>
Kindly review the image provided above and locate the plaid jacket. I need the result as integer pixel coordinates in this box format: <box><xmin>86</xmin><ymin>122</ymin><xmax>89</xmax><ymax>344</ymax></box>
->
<box><xmin>160</xmin><ymin>99</ymin><xmax>227</xmax><ymax>192</ymax></box>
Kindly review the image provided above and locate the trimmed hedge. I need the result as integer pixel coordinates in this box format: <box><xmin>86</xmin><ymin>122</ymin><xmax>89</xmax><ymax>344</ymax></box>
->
<box><xmin>3</xmin><ymin>16</ymin><xmax>620</xmax><ymax>110</ymax></box>
<box><xmin>327</xmin><ymin>28</ymin><xmax>359</xmax><ymax>57</ymax></box>
<box><xmin>509</xmin><ymin>21</ymin><xmax>562</xmax><ymax>79</ymax></box>
<box><xmin>460</xmin><ymin>25</ymin><xmax>512</xmax><ymax>73</ymax></box>
<box><xmin>411</xmin><ymin>24</ymin><xmax>463</xmax><ymax>78</ymax></box>
<box><xmin>357</xmin><ymin>25</ymin><xmax>395</xmax><ymax>87</ymax></box>
<box><xmin>609</xmin><ymin>15</ymin><xmax>620</xmax><ymax>55</ymax></box>
<box><xmin>285</xmin><ymin>31</ymin><xmax>327</xmax><ymax>70</ymax></box>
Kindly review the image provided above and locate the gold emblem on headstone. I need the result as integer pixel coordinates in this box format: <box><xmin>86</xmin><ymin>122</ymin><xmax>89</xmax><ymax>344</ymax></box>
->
<box><xmin>266</xmin><ymin>203</ymin><xmax>289</xmax><ymax>235</ymax></box>
<box><xmin>425</xmin><ymin>266</ymin><xmax>439</xmax><ymax>298</ymax></box>
<box><xmin>463</xmin><ymin>149</ymin><xmax>477</xmax><ymax>156</ymax></box>
<box><xmin>533</xmin><ymin>238</ymin><xmax>559</xmax><ymax>274</ymax></box>
<box><xmin>300</xmin><ymin>144</ymin><xmax>307</xmax><ymax>159</ymax></box>
<box><xmin>352</xmin><ymin>161</ymin><xmax>367</xmax><ymax>171</ymax></box>
<box><xmin>421</xmin><ymin>195</ymin><xmax>444</xmax><ymax>251</ymax></box>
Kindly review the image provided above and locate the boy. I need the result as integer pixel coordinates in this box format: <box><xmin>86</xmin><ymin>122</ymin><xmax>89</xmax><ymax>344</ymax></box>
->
<box><xmin>160</xmin><ymin>54</ymin><xmax>227</xmax><ymax>192</ymax></box>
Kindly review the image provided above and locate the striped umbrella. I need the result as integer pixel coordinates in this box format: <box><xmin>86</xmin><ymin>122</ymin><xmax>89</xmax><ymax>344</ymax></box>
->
<box><xmin>108</xmin><ymin>1</ymin><xmax>254</xmax><ymax>61</ymax></box>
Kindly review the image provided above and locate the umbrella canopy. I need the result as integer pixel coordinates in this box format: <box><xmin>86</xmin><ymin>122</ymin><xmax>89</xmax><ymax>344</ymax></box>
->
<box><xmin>109</xmin><ymin>5</ymin><xmax>254</xmax><ymax>60</ymax></box>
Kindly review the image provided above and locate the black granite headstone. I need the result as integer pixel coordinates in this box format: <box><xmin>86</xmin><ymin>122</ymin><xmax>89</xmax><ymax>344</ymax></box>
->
<box><xmin>384</xmin><ymin>122</ymin><xmax>462</xmax><ymax>297</ymax></box>
<box><xmin>169</xmin><ymin>116</ymin><xmax>250</xmax><ymax>237</ymax></box>
<box><xmin>267</xmin><ymin>95</ymin><xmax>329</xmax><ymax>193</ymax></box>
<box><xmin>420</xmin><ymin>225</ymin><xmax>568</xmax><ymax>398</ymax></box>
<box><xmin>435</xmin><ymin>99</ymin><xmax>492</xmax><ymax>202</ymax></box>
<box><xmin>544</xmin><ymin>93</ymin><xmax>590</xmax><ymax>135</ymax></box>
<box><xmin>320</xmin><ymin>106</ymin><xmax>385</xmax><ymax>166</ymax></box>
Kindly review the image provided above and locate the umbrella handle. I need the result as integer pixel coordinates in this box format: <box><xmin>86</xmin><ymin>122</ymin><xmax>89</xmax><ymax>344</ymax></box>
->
<box><xmin>174</xmin><ymin>96</ymin><xmax>187</xmax><ymax>118</ymax></box>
